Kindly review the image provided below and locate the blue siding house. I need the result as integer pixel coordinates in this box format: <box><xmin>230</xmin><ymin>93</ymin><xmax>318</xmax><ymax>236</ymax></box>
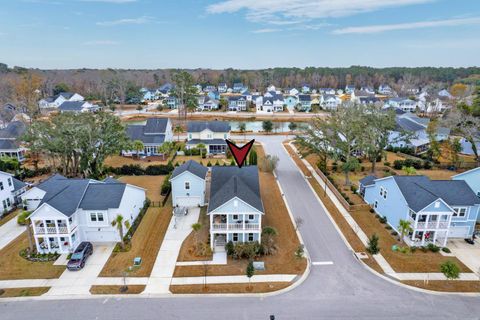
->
<box><xmin>208</xmin><ymin>166</ymin><xmax>264</xmax><ymax>250</ymax></box>
<box><xmin>453</xmin><ymin>167</ymin><xmax>480</xmax><ymax>200</ymax></box>
<box><xmin>363</xmin><ymin>175</ymin><xmax>480</xmax><ymax>246</ymax></box>
<box><xmin>170</xmin><ymin>160</ymin><xmax>208</xmax><ymax>207</ymax></box>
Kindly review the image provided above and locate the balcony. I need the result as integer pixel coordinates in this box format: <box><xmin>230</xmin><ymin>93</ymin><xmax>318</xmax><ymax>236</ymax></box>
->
<box><xmin>34</xmin><ymin>225</ymin><xmax>71</xmax><ymax>234</ymax></box>
<box><xmin>212</xmin><ymin>223</ymin><xmax>260</xmax><ymax>231</ymax></box>
<box><xmin>408</xmin><ymin>216</ymin><xmax>449</xmax><ymax>230</ymax></box>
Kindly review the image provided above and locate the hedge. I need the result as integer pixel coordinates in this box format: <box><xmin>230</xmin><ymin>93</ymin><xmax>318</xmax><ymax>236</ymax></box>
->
<box><xmin>105</xmin><ymin>162</ymin><xmax>174</xmax><ymax>176</ymax></box>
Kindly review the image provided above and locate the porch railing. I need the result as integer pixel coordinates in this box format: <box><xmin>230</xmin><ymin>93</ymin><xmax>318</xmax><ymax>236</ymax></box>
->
<box><xmin>212</xmin><ymin>223</ymin><xmax>260</xmax><ymax>231</ymax></box>
<box><xmin>34</xmin><ymin>226</ymin><xmax>70</xmax><ymax>234</ymax></box>
<box><xmin>414</xmin><ymin>221</ymin><xmax>449</xmax><ymax>229</ymax></box>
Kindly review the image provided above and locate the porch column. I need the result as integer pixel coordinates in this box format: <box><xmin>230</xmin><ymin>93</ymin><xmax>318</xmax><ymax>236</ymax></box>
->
<box><xmin>243</xmin><ymin>214</ymin><xmax>245</xmax><ymax>231</ymax></box>
<box><xmin>433</xmin><ymin>231</ymin><xmax>438</xmax><ymax>245</ymax></box>
<box><xmin>43</xmin><ymin>220</ymin><xmax>47</xmax><ymax>233</ymax></box>
<box><xmin>55</xmin><ymin>220</ymin><xmax>59</xmax><ymax>234</ymax></box>
<box><xmin>442</xmin><ymin>233</ymin><xmax>448</xmax><ymax>247</ymax></box>
<box><xmin>46</xmin><ymin>237</ymin><xmax>51</xmax><ymax>252</ymax></box>
<box><xmin>421</xmin><ymin>232</ymin><xmax>426</xmax><ymax>246</ymax></box>
<box><xmin>436</xmin><ymin>215</ymin><xmax>440</xmax><ymax>229</ymax></box>
<box><xmin>34</xmin><ymin>237</ymin><xmax>40</xmax><ymax>252</ymax></box>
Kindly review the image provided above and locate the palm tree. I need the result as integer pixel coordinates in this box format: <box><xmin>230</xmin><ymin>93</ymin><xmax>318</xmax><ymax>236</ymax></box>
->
<box><xmin>197</xmin><ymin>143</ymin><xmax>206</xmax><ymax>158</ymax></box>
<box><xmin>191</xmin><ymin>223</ymin><xmax>202</xmax><ymax>249</ymax></box>
<box><xmin>111</xmin><ymin>215</ymin><xmax>131</xmax><ymax>250</ymax></box>
<box><xmin>238</xmin><ymin>123</ymin><xmax>247</xmax><ymax>142</ymax></box>
<box><xmin>25</xmin><ymin>215</ymin><xmax>34</xmax><ymax>252</ymax></box>
<box><xmin>174</xmin><ymin>125</ymin><xmax>184</xmax><ymax>142</ymax></box>
<box><xmin>261</xmin><ymin>226</ymin><xmax>278</xmax><ymax>255</ymax></box>
<box><xmin>398</xmin><ymin>219</ymin><xmax>413</xmax><ymax>243</ymax></box>
<box><xmin>132</xmin><ymin>140</ymin><xmax>144</xmax><ymax>158</ymax></box>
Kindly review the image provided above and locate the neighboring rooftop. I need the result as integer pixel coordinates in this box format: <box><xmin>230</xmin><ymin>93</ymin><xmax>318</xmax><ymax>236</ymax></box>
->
<box><xmin>187</xmin><ymin>121</ymin><xmax>231</xmax><ymax>133</ymax></box>
<box><xmin>126</xmin><ymin>118</ymin><xmax>170</xmax><ymax>144</ymax></box>
<box><xmin>171</xmin><ymin>160</ymin><xmax>208</xmax><ymax>180</ymax></box>
<box><xmin>0</xmin><ymin>121</ymin><xmax>26</xmax><ymax>139</ymax></box>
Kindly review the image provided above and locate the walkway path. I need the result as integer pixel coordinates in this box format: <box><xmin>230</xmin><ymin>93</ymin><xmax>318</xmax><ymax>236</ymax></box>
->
<box><xmin>0</xmin><ymin>216</ymin><xmax>24</xmax><ymax>251</ymax></box>
<box><xmin>143</xmin><ymin>207</ymin><xmax>200</xmax><ymax>294</ymax></box>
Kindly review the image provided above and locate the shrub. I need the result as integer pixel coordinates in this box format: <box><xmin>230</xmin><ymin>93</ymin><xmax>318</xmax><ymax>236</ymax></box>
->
<box><xmin>391</xmin><ymin>231</ymin><xmax>398</xmax><ymax>236</ymax></box>
<box><xmin>442</xmin><ymin>247</ymin><xmax>451</xmax><ymax>253</ymax></box>
<box><xmin>215</xmin><ymin>160</ymin><xmax>220</xmax><ymax>166</ymax></box>
<box><xmin>350</xmin><ymin>185</ymin><xmax>358</xmax><ymax>193</ymax></box>
<box><xmin>423</xmin><ymin>161</ymin><xmax>432</xmax><ymax>170</ymax></box>
<box><xmin>366</xmin><ymin>234</ymin><xmax>380</xmax><ymax>255</ymax></box>
<box><xmin>225</xmin><ymin>241</ymin><xmax>235</xmax><ymax>256</ymax></box>
<box><xmin>427</xmin><ymin>243</ymin><xmax>440</xmax><ymax>253</ymax></box>
<box><xmin>17</xmin><ymin>211</ymin><xmax>30</xmax><ymax>225</ymax></box>
<box><xmin>379</xmin><ymin>216</ymin><xmax>387</xmax><ymax>224</ymax></box>
<box><xmin>160</xmin><ymin>174</ymin><xmax>172</xmax><ymax>195</ymax></box>
<box><xmin>420</xmin><ymin>246</ymin><xmax>428</xmax><ymax>253</ymax></box>
<box><xmin>385</xmin><ymin>225</ymin><xmax>392</xmax><ymax>230</ymax></box>
<box><xmin>410</xmin><ymin>246</ymin><xmax>417</xmax><ymax>253</ymax></box>
<box><xmin>295</xmin><ymin>245</ymin><xmax>305</xmax><ymax>259</ymax></box>
<box><xmin>383</xmin><ymin>161</ymin><xmax>391</xmax><ymax>167</ymax></box>
<box><xmin>369</xmin><ymin>208</ymin><xmax>374</xmax><ymax>213</ymax></box>
<box><xmin>393</xmin><ymin>160</ymin><xmax>404</xmax><ymax>170</ymax></box>
<box><xmin>206</xmin><ymin>161</ymin><xmax>212</xmax><ymax>167</ymax></box>
<box><xmin>440</xmin><ymin>260</ymin><xmax>460</xmax><ymax>280</ymax></box>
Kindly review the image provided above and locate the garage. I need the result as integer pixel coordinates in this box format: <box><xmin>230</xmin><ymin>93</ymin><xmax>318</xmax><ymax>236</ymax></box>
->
<box><xmin>448</xmin><ymin>226</ymin><xmax>470</xmax><ymax>238</ymax></box>
<box><xmin>84</xmin><ymin>230</ymin><xmax>118</xmax><ymax>242</ymax></box>
<box><xmin>174</xmin><ymin>196</ymin><xmax>201</xmax><ymax>208</ymax></box>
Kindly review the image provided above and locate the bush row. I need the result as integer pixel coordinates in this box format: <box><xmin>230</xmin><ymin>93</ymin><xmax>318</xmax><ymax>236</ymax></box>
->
<box><xmin>105</xmin><ymin>162</ymin><xmax>174</xmax><ymax>176</ymax></box>
<box><xmin>393</xmin><ymin>159</ymin><xmax>432</xmax><ymax>170</ymax></box>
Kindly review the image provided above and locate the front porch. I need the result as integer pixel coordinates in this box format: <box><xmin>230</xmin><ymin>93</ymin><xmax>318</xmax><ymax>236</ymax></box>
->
<box><xmin>405</xmin><ymin>230</ymin><xmax>449</xmax><ymax>247</ymax></box>
<box><xmin>0</xmin><ymin>148</ymin><xmax>26</xmax><ymax>162</ymax></box>
<box><xmin>32</xmin><ymin>217</ymin><xmax>79</xmax><ymax>253</ymax></box>
<box><xmin>35</xmin><ymin>234</ymin><xmax>80</xmax><ymax>254</ymax></box>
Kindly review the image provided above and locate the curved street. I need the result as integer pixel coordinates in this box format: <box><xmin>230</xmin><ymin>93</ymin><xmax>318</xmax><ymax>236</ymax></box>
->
<box><xmin>2</xmin><ymin>135</ymin><xmax>480</xmax><ymax>320</ymax></box>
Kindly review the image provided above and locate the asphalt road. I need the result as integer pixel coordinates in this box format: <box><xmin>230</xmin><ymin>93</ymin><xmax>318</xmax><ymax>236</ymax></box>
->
<box><xmin>1</xmin><ymin>135</ymin><xmax>480</xmax><ymax>320</ymax></box>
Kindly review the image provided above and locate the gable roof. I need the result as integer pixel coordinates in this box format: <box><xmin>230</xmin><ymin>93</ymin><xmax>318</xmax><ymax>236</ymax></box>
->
<box><xmin>298</xmin><ymin>94</ymin><xmax>311</xmax><ymax>101</ymax></box>
<box><xmin>391</xmin><ymin>176</ymin><xmax>480</xmax><ymax>212</ymax></box>
<box><xmin>171</xmin><ymin>160</ymin><xmax>208</xmax><ymax>180</ymax></box>
<box><xmin>34</xmin><ymin>174</ymin><xmax>128</xmax><ymax>216</ymax></box>
<box><xmin>58</xmin><ymin>101</ymin><xmax>87</xmax><ymax>111</ymax></box>
<box><xmin>208</xmin><ymin>166</ymin><xmax>263</xmax><ymax>213</ymax></box>
<box><xmin>144</xmin><ymin>118</ymin><xmax>169</xmax><ymax>134</ymax></box>
<box><xmin>0</xmin><ymin>121</ymin><xmax>26</xmax><ymax>139</ymax></box>
<box><xmin>187</xmin><ymin>121</ymin><xmax>230</xmax><ymax>133</ymax></box>
<box><xmin>126</xmin><ymin>118</ymin><xmax>170</xmax><ymax>145</ymax></box>
<box><xmin>359</xmin><ymin>175</ymin><xmax>377</xmax><ymax>187</ymax></box>
<box><xmin>12</xmin><ymin>177</ymin><xmax>27</xmax><ymax>192</ymax></box>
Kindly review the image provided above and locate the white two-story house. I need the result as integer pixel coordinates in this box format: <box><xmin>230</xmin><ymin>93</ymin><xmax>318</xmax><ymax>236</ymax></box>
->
<box><xmin>320</xmin><ymin>94</ymin><xmax>342</xmax><ymax>110</ymax></box>
<box><xmin>0</xmin><ymin>171</ymin><xmax>26</xmax><ymax>215</ymax></box>
<box><xmin>208</xmin><ymin>166</ymin><xmax>264</xmax><ymax>250</ymax></box>
<box><xmin>124</xmin><ymin>118</ymin><xmax>174</xmax><ymax>156</ymax></box>
<box><xmin>23</xmin><ymin>174</ymin><xmax>146</xmax><ymax>254</ymax></box>
<box><xmin>186</xmin><ymin>121</ymin><xmax>231</xmax><ymax>155</ymax></box>
<box><xmin>38</xmin><ymin>92</ymin><xmax>84</xmax><ymax>109</ymax></box>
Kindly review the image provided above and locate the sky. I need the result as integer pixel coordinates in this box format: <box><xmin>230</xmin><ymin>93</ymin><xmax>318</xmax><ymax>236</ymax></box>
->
<box><xmin>0</xmin><ymin>0</ymin><xmax>479</xmax><ymax>69</ymax></box>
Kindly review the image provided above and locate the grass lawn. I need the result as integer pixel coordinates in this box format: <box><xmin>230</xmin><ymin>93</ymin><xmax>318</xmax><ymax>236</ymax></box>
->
<box><xmin>173</xmin><ymin>144</ymin><xmax>307</xmax><ymax>278</ymax></box>
<box><xmin>0</xmin><ymin>287</ymin><xmax>50</xmax><ymax>298</ymax></box>
<box><xmin>118</xmin><ymin>175</ymin><xmax>165</xmax><ymax>202</ymax></box>
<box><xmin>90</xmin><ymin>285</ymin><xmax>145</xmax><ymax>295</ymax></box>
<box><xmin>0</xmin><ymin>233</ymin><xmax>65</xmax><ymax>280</ymax></box>
<box><xmin>170</xmin><ymin>282</ymin><xmax>291</xmax><ymax>294</ymax></box>
<box><xmin>177</xmin><ymin>207</ymin><xmax>212</xmax><ymax>262</ymax></box>
<box><xmin>284</xmin><ymin>143</ymin><xmax>383</xmax><ymax>274</ymax></box>
<box><xmin>99</xmin><ymin>200</ymin><xmax>172</xmax><ymax>277</ymax></box>
<box><xmin>350</xmin><ymin>208</ymin><xmax>471</xmax><ymax>273</ymax></box>
<box><xmin>402</xmin><ymin>280</ymin><xmax>480</xmax><ymax>292</ymax></box>
<box><xmin>105</xmin><ymin>155</ymin><xmax>171</xmax><ymax>168</ymax></box>
<box><xmin>0</xmin><ymin>209</ymin><xmax>21</xmax><ymax>227</ymax></box>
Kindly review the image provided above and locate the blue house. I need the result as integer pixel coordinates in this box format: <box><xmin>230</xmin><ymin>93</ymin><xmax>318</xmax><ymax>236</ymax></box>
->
<box><xmin>170</xmin><ymin>160</ymin><xmax>208</xmax><ymax>207</ymax></box>
<box><xmin>208</xmin><ymin>166</ymin><xmax>264</xmax><ymax>250</ymax></box>
<box><xmin>453</xmin><ymin>167</ymin><xmax>480</xmax><ymax>199</ymax></box>
<box><xmin>233</xmin><ymin>83</ymin><xmax>245</xmax><ymax>93</ymax></box>
<box><xmin>297</xmin><ymin>94</ymin><xmax>312</xmax><ymax>112</ymax></box>
<box><xmin>459</xmin><ymin>133</ymin><xmax>480</xmax><ymax>156</ymax></box>
<box><xmin>363</xmin><ymin>175</ymin><xmax>480</xmax><ymax>246</ymax></box>
<box><xmin>284</xmin><ymin>96</ymin><xmax>298</xmax><ymax>109</ymax></box>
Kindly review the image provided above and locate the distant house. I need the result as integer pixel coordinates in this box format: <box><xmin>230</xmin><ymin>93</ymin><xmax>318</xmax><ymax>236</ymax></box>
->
<box><xmin>0</xmin><ymin>121</ymin><xmax>27</xmax><ymax>162</ymax></box>
<box><xmin>124</xmin><ymin>118</ymin><xmax>173</xmax><ymax>156</ymax></box>
<box><xmin>0</xmin><ymin>103</ymin><xmax>20</xmax><ymax>129</ymax></box>
<box><xmin>350</xmin><ymin>89</ymin><xmax>375</xmax><ymax>103</ymax></box>
<box><xmin>208</xmin><ymin>166</ymin><xmax>264</xmax><ymax>249</ymax></box>
<box><xmin>453</xmin><ymin>167</ymin><xmax>480</xmax><ymax>199</ymax></box>
<box><xmin>378</xmin><ymin>84</ymin><xmax>393</xmax><ymax>95</ymax></box>
<box><xmin>345</xmin><ymin>85</ymin><xmax>355</xmax><ymax>94</ymax></box>
<box><xmin>388</xmin><ymin>113</ymin><xmax>449</xmax><ymax>154</ymax></box>
<box><xmin>284</xmin><ymin>96</ymin><xmax>298</xmax><ymax>110</ymax></box>
<box><xmin>301</xmin><ymin>84</ymin><xmax>310</xmax><ymax>94</ymax></box>
<box><xmin>320</xmin><ymin>94</ymin><xmax>342</xmax><ymax>111</ymax></box>
<box><xmin>384</xmin><ymin>98</ymin><xmax>417</xmax><ymax>112</ymax></box>
<box><xmin>233</xmin><ymin>83</ymin><xmax>245</xmax><ymax>93</ymax></box>
<box><xmin>158</xmin><ymin>83</ymin><xmax>174</xmax><ymax>95</ymax></box>
<box><xmin>218</xmin><ymin>83</ymin><xmax>228</xmax><ymax>93</ymax></box>
<box><xmin>228</xmin><ymin>96</ymin><xmax>247</xmax><ymax>111</ymax></box>
<box><xmin>186</xmin><ymin>121</ymin><xmax>231</xmax><ymax>155</ymax></box>
<box><xmin>438</xmin><ymin>89</ymin><xmax>453</xmax><ymax>99</ymax></box>
<box><xmin>267</xmin><ymin>85</ymin><xmax>276</xmax><ymax>92</ymax></box>
<box><xmin>203</xmin><ymin>85</ymin><xmax>216</xmax><ymax>93</ymax></box>
<box><xmin>288</xmin><ymin>88</ymin><xmax>299</xmax><ymax>96</ymax></box>
<box><xmin>459</xmin><ymin>132</ymin><xmax>480</xmax><ymax>156</ymax></box>
<box><xmin>363</xmin><ymin>175</ymin><xmax>480</xmax><ymax>246</ymax></box>
<box><xmin>39</xmin><ymin>92</ymin><xmax>84</xmax><ymax>109</ymax></box>
<box><xmin>360</xmin><ymin>86</ymin><xmax>375</xmax><ymax>95</ymax></box>
<box><xmin>257</xmin><ymin>93</ymin><xmax>284</xmax><ymax>113</ymax></box>
<box><xmin>319</xmin><ymin>88</ymin><xmax>336</xmax><ymax>95</ymax></box>
<box><xmin>296</xmin><ymin>94</ymin><xmax>312</xmax><ymax>112</ymax></box>
<box><xmin>170</xmin><ymin>160</ymin><xmax>208</xmax><ymax>207</ymax></box>
<box><xmin>359</xmin><ymin>97</ymin><xmax>380</xmax><ymax>105</ymax></box>
<box><xmin>58</xmin><ymin>101</ymin><xmax>98</xmax><ymax>113</ymax></box>
<box><xmin>24</xmin><ymin>174</ymin><xmax>146</xmax><ymax>254</ymax></box>
<box><xmin>197</xmin><ymin>96</ymin><xmax>219</xmax><ymax>111</ymax></box>
<box><xmin>0</xmin><ymin>171</ymin><xmax>26</xmax><ymax>214</ymax></box>
<box><xmin>166</xmin><ymin>96</ymin><xmax>180</xmax><ymax>109</ymax></box>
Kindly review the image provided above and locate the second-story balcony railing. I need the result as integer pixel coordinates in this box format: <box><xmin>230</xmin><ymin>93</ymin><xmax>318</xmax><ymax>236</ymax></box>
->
<box><xmin>34</xmin><ymin>225</ymin><xmax>71</xmax><ymax>234</ymax></box>
<box><xmin>212</xmin><ymin>223</ymin><xmax>260</xmax><ymax>231</ymax></box>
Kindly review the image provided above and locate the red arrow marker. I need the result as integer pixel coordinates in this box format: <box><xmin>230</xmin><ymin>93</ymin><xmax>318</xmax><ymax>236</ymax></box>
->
<box><xmin>226</xmin><ymin>139</ymin><xmax>255</xmax><ymax>168</ymax></box>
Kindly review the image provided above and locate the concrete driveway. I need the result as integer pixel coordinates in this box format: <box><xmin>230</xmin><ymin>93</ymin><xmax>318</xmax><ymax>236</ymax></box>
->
<box><xmin>45</xmin><ymin>244</ymin><xmax>115</xmax><ymax>296</ymax></box>
<box><xmin>0</xmin><ymin>217</ymin><xmax>25</xmax><ymax>250</ymax></box>
<box><xmin>449</xmin><ymin>239</ymin><xmax>480</xmax><ymax>275</ymax></box>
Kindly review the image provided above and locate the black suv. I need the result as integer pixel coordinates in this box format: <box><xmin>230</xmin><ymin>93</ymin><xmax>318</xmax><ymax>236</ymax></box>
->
<box><xmin>67</xmin><ymin>242</ymin><xmax>93</xmax><ymax>271</ymax></box>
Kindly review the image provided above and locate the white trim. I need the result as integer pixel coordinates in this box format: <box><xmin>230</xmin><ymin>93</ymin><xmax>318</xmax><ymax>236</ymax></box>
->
<box><xmin>452</xmin><ymin>167</ymin><xmax>480</xmax><ymax>178</ymax></box>
<box><xmin>169</xmin><ymin>170</ymin><xmax>206</xmax><ymax>182</ymax></box>
<box><xmin>208</xmin><ymin>196</ymin><xmax>264</xmax><ymax>215</ymax></box>
<box><xmin>416</xmin><ymin>198</ymin><xmax>454</xmax><ymax>214</ymax></box>
<box><xmin>27</xmin><ymin>203</ymin><xmax>68</xmax><ymax>219</ymax></box>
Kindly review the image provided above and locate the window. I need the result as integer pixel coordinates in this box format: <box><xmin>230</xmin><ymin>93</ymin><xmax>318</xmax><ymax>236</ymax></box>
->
<box><xmin>6</xmin><ymin>198</ymin><xmax>10</xmax><ymax>207</ymax></box>
<box><xmin>383</xmin><ymin>190</ymin><xmax>387</xmax><ymax>199</ymax></box>
<box><xmin>233</xmin><ymin>214</ymin><xmax>239</xmax><ymax>220</ymax></box>
<box><xmin>90</xmin><ymin>213</ymin><xmax>97</xmax><ymax>222</ymax></box>
<box><xmin>0</xmin><ymin>182</ymin><xmax>3</xmax><ymax>190</ymax></box>
<box><xmin>188</xmin><ymin>134</ymin><xmax>192</xmax><ymax>139</ymax></box>
<box><xmin>98</xmin><ymin>213</ymin><xmax>104</xmax><ymax>222</ymax></box>
<box><xmin>2</xmin><ymin>200</ymin><xmax>6</xmax><ymax>209</ymax></box>
<box><xmin>248</xmin><ymin>214</ymin><xmax>254</xmax><ymax>220</ymax></box>
<box><xmin>379</xmin><ymin>187</ymin><xmax>383</xmax><ymax>196</ymax></box>
<box><xmin>374</xmin><ymin>201</ymin><xmax>378</xmax><ymax>209</ymax></box>
<box><xmin>7</xmin><ymin>178</ymin><xmax>11</xmax><ymax>187</ymax></box>
<box><xmin>185</xmin><ymin>182</ymin><xmax>190</xmax><ymax>190</ymax></box>
<box><xmin>453</xmin><ymin>207</ymin><xmax>467</xmax><ymax>217</ymax></box>
<box><xmin>233</xmin><ymin>233</ymin><xmax>239</xmax><ymax>242</ymax></box>
<box><xmin>248</xmin><ymin>233</ymin><xmax>254</xmax><ymax>241</ymax></box>
<box><xmin>224</xmin><ymin>134</ymin><xmax>227</xmax><ymax>139</ymax></box>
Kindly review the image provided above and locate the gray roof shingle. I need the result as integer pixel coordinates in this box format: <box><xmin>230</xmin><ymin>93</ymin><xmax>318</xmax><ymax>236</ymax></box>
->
<box><xmin>144</xmin><ymin>118</ymin><xmax>169</xmax><ymax>134</ymax></box>
<box><xmin>58</xmin><ymin>101</ymin><xmax>86</xmax><ymax>111</ymax></box>
<box><xmin>79</xmin><ymin>183</ymin><xmax>126</xmax><ymax>210</ymax></box>
<box><xmin>359</xmin><ymin>175</ymin><xmax>377</xmax><ymax>187</ymax></box>
<box><xmin>208</xmin><ymin>166</ymin><xmax>263</xmax><ymax>213</ymax></box>
<box><xmin>186</xmin><ymin>139</ymin><xmax>227</xmax><ymax>145</ymax></box>
<box><xmin>126</xmin><ymin>118</ymin><xmax>169</xmax><ymax>145</ymax></box>
<box><xmin>12</xmin><ymin>177</ymin><xmax>26</xmax><ymax>192</ymax></box>
<box><xmin>0</xmin><ymin>121</ymin><xmax>26</xmax><ymax>139</ymax></box>
<box><xmin>187</xmin><ymin>121</ymin><xmax>231</xmax><ymax>133</ymax></box>
<box><xmin>171</xmin><ymin>160</ymin><xmax>208</xmax><ymax>180</ymax></box>
<box><xmin>393</xmin><ymin>176</ymin><xmax>480</xmax><ymax>212</ymax></box>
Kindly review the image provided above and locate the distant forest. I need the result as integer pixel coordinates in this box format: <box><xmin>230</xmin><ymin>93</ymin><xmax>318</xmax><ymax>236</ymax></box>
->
<box><xmin>1</xmin><ymin>63</ymin><xmax>479</xmax><ymax>104</ymax></box>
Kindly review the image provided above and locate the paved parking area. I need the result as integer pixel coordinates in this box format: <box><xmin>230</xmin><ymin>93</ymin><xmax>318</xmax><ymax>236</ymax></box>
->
<box><xmin>45</xmin><ymin>244</ymin><xmax>115</xmax><ymax>296</ymax></box>
<box><xmin>449</xmin><ymin>239</ymin><xmax>480</xmax><ymax>275</ymax></box>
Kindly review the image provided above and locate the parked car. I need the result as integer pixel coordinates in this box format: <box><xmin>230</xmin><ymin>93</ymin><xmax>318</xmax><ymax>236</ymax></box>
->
<box><xmin>67</xmin><ymin>242</ymin><xmax>93</xmax><ymax>271</ymax></box>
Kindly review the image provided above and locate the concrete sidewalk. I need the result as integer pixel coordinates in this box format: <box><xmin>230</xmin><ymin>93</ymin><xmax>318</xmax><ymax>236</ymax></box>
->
<box><xmin>170</xmin><ymin>274</ymin><xmax>297</xmax><ymax>285</ymax></box>
<box><xmin>0</xmin><ymin>217</ymin><xmax>24</xmax><ymax>251</ymax></box>
<box><xmin>143</xmin><ymin>207</ymin><xmax>200</xmax><ymax>294</ymax></box>
<box><xmin>175</xmin><ymin>251</ymin><xmax>227</xmax><ymax>266</ymax></box>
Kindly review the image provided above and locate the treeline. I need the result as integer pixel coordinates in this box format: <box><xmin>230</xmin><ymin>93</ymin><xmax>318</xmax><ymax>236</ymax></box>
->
<box><xmin>1</xmin><ymin>63</ymin><xmax>480</xmax><ymax>105</ymax></box>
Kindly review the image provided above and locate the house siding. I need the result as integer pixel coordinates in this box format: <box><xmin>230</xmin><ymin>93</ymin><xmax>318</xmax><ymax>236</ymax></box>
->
<box><xmin>171</xmin><ymin>172</ymin><xmax>206</xmax><ymax>207</ymax></box>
